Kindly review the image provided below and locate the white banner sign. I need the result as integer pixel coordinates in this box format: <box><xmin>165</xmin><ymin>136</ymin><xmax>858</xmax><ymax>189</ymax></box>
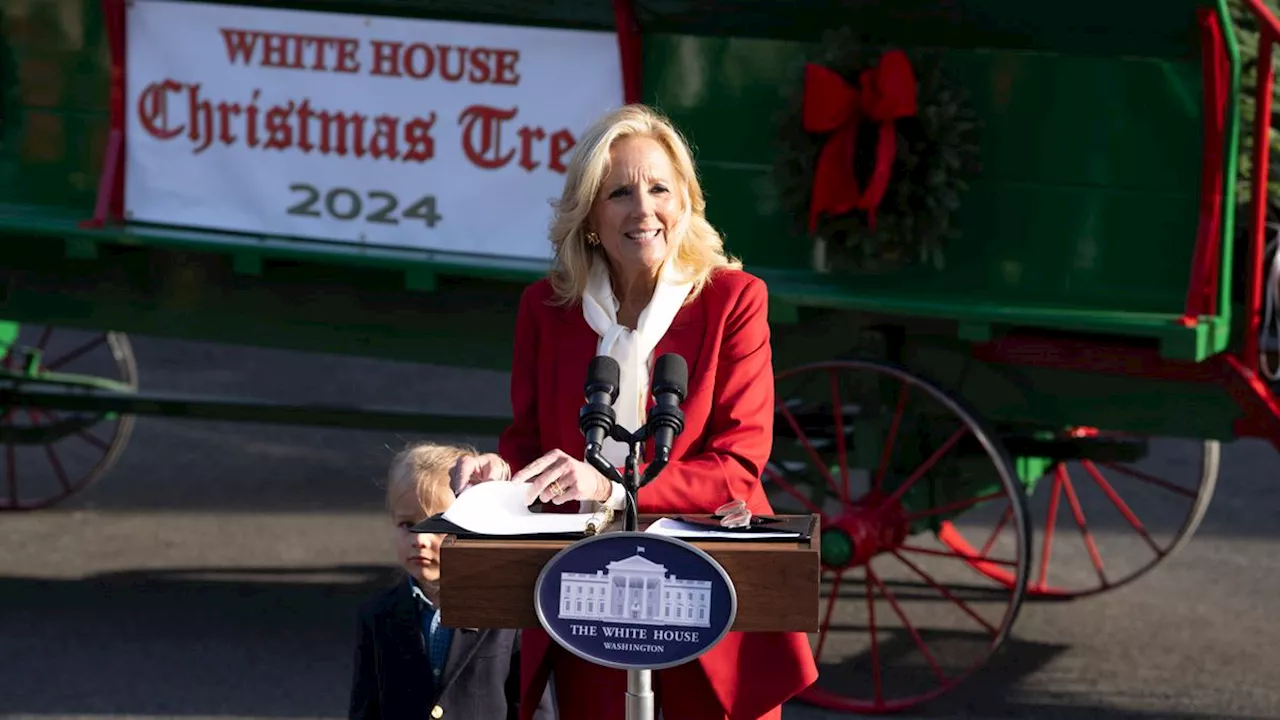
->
<box><xmin>125</xmin><ymin>0</ymin><xmax>624</xmax><ymax>260</ymax></box>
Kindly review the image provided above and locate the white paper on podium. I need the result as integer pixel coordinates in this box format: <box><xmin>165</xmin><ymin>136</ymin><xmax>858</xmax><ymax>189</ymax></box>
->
<box><xmin>443</xmin><ymin>481</ymin><xmax>596</xmax><ymax>535</ymax></box>
<box><xmin>644</xmin><ymin>517</ymin><xmax>803</xmax><ymax>540</ymax></box>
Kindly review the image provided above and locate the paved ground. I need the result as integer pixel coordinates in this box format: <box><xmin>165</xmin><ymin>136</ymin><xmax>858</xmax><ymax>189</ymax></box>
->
<box><xmin>1</xmin><ymin>332</ymin><xmax>1279</xmax><ymax>720</ymax></box>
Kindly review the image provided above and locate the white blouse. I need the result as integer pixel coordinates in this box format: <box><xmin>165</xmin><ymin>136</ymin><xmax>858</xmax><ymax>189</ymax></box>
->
<box><xmin>580</xmin><ymin>257</ymin><xmax>692</xmax><ymax>512</ymax></box>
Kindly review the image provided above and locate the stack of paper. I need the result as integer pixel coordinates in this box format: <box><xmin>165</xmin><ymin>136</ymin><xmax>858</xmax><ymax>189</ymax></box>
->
<box><xmin>644</xmin><ymin>517</ymin><xmax>803</xmax><ymax>540</ymax></box>
<box><xmin>443</xmin><ymin>482</ymin><xmax>805</xmax><ymax>540</ymax></box>
<box><xmin>444</xmin><ymin>481</ymin><xmax>596</xmax><ymax>535</ymax></box>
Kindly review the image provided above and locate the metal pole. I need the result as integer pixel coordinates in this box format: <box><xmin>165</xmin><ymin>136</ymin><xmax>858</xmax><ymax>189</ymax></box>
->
<box><xmin>623</xmin><ymin>438</ymin><xmax>653</xmax><ymax>720</ymax></box>
<box><xmin>626</xmin><ymin>668</ymin><xmax>654</xmax><ymax>720</ymax></box>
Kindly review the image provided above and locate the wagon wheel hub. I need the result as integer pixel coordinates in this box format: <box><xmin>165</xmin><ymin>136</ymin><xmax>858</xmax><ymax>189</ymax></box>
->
<box><xmin>820</xmin><ymin>495</ymin><xmax>908</xmax><ymax>570</ymax></box>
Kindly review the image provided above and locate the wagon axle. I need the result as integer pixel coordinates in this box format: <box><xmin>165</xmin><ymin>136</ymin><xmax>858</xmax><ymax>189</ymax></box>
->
<box><xmin>818</xmin><ymin>495</ymin><xmax>909</xmax><ymax>570</ymax></box>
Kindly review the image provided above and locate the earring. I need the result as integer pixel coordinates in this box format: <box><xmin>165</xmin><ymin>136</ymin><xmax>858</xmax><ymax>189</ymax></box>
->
<box><xmin>585</xmin><ymin>231</ymin><xmax>600</xmax><ymax>246</ymax></box>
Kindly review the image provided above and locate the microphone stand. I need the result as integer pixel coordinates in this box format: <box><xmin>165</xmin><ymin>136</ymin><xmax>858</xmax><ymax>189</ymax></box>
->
<box><xmin>581</xmin><ymin>422</ymin><xmax>674</xmax><ymax>720</ymax></box>
<box><xmin>583</xmin><ymin>424</ymin><xmax>669</xmax><ymax>534</ymax></box>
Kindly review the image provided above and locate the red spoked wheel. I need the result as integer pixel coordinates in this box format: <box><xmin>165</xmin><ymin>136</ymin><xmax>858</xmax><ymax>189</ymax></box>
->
<box><xmin>768</xmin><ymin>360</ymin><xmax>1032</xmax><ymax>714</ymax></box>
<box><xmin>0</xmin><ymin>324</ymin><xmax>138</xmax><ymax>511</ymax></box>
<box><xmin>938</xmin><ymin>428</ymin><xmax>1219</xmax><ymax>599</ymax></box>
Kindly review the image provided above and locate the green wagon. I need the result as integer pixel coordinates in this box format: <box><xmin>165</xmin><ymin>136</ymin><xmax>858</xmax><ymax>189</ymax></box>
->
<box><xmin>3</xmin><ymin>0</ymin><xmax>1279</xmax><ymax>713</ymax></box>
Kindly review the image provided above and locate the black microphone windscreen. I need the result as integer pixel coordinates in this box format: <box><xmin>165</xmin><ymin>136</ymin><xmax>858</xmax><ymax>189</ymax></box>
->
<box><xmin>588</xmin><ymin>355</ymin><xmax>621</xmax><ymax>390</ymax></box>
<box><xmin>653</xmin><ymin>354</ymin><xmax>688</xmax><ymax>398</ymax></box>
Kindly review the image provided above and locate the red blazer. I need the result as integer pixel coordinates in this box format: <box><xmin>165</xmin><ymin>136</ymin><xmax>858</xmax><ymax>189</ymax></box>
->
<box><xmin>498</xmin><ymin>268</ymin><xmax>819</xmax><ymax>720</ymax></box>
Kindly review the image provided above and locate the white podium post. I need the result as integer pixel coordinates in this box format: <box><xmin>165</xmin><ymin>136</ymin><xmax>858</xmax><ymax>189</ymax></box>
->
<box><xmin>627</xmin><ymin>667</ymin><xmax>654</xmax><ymax>720</ymax></box>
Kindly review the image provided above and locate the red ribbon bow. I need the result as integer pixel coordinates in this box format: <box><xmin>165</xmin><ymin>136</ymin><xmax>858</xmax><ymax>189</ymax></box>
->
<box><xmin>802</xmin><ymin>50</ymin><xmax>918</xmax><ymax>233</ymax></box>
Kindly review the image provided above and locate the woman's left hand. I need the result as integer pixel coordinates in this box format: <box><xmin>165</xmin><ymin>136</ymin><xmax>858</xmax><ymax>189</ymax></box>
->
<box><xmin>513</xmin><ymin>449</ymin><xmax>612</xmax><ymax>506</ymax></box>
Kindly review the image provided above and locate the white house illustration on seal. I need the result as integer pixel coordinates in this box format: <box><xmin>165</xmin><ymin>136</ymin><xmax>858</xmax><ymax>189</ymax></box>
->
<box><xmin>558</xmin><ymin>545</ymin><xmax>712</xmax><ymax>627</ymax></box>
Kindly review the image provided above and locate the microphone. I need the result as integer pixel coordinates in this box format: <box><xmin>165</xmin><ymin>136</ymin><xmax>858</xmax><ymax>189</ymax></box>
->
<box><xmin>579</xmin><ymin>355</ymin><xmax>620</xmax><ymax>455</ymax></box>
<box><xmin>648</xmin><ymin>353</ymin><xmax>687</xmax><ymax>464</ymax></box>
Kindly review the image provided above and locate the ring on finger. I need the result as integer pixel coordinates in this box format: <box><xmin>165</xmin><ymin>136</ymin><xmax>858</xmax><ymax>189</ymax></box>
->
<box><xmin>548</xmin><ymin>480</ymin><xmax>565</xmax><ymax>497</ymax></box>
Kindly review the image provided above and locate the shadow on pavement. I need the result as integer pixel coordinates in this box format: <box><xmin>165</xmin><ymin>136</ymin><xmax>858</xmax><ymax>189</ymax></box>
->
<box><xmin>0</xmin><ymin>564</ymin><xmax>397</xmax><ymax>718</ymax></box>
<box><xmin>0</xmin><ymin>565</ymin><xmax>1253</xmax><ymax>720</ymax></box>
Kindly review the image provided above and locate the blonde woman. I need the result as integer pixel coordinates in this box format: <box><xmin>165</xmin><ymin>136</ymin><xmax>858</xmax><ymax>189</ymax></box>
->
<box><xmin>452</xmin><ymin>104</ymin><xmax>818</xmax><ymax>720</ymax></box>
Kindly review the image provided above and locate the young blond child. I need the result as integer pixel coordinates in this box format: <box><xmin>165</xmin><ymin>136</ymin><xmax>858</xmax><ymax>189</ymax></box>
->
<box><xmin>348</xmin><ymin>441</ymin><xmax>556</xmax><ymax>720</ymax></box>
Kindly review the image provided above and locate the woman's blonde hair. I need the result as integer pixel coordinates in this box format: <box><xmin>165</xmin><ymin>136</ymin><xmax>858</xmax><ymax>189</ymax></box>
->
<box><xmin>546</xmin><ymin>104</ymin><xmax>742</xmax><ymax>305</ymax></box>
<box><xmin>386</xmin><ymin>441</ymin><xmax>475</xmax><ymax>516</ymax></box>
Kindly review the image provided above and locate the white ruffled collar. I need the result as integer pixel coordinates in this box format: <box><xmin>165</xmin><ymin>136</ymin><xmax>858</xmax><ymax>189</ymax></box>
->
<box><xmin>580</xmin><ymin>256</ymin><xmax>692</xmax><ymax>468</ymax></box>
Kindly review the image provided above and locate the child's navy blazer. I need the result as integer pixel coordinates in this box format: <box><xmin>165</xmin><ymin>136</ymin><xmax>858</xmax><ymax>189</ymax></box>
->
<box><xmin>348</xmin><ymin>579</ymin><xmax>556</xmax><ymax>720</ymax></box>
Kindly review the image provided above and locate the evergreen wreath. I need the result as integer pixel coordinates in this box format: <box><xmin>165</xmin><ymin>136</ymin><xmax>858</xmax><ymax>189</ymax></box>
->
<box><xmin>774</xmin><ymin>27</ymin><xmax>982</xmax><ymax>273</ymax></box>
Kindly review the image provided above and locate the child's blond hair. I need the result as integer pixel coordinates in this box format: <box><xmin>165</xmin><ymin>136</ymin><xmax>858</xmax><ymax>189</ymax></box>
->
<box><xmin>386</xmin><ymin>441</ymin><xmax>476</xmax><ymax>516</ymax></box>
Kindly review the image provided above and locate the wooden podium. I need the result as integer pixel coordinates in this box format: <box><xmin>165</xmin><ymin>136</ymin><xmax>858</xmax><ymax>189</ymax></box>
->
<box><xmin>437</xmin><ymin>514</ymin><xmax>821</xmax><ymax>633</ymax></box>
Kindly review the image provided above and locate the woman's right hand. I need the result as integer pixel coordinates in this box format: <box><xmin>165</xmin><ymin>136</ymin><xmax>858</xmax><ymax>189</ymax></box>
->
<box><xmin>449</xmin><ymin>452</ymin><xmax>511</xmax><ymax>495</ymax></box>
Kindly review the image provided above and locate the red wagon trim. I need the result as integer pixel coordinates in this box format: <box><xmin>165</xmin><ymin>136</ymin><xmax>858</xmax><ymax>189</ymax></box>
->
<box><xmin>612</xmin><ymin>0</ymin><xmax>643</xmax><ymax>105</ymax></box>
<box><xmin>1242</xmin><ymin>0</ymin><xmax>1278</xmax><ymax>380</ymax></box>
<box><xmin>1183</xmin><ymin>8</ymin><xmax>1230</xmax><ymax>323</ymax></box>
<box><xmin>82</xmin><ymin>0</ymin><xmax>127</xmax><ymax>229</ymax></box>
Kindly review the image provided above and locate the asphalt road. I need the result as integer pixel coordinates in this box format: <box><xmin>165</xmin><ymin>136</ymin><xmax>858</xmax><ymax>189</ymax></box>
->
<box><xmin>1</xmin><ymin>331</ymin><xmax>1279</xmax><ymax>720</ymax></box>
